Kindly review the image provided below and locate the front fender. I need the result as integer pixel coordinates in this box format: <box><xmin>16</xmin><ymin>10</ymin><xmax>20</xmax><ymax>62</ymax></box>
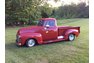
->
<box><xmin>20</xmin><ymin>33</ymin><xmax>43</xmax><ymax>45</ymax></box>
<box><xmin>64</xmin><ymin>29</ymin><xmax>79</xmax><ymax>40</ymax></box>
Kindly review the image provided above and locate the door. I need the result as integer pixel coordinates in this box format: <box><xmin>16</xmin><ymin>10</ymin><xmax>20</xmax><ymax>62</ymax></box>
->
<box><xmin>41</xmin><ymin>20</ymin><xmax>58</xmax><ymax>41</ymax></box>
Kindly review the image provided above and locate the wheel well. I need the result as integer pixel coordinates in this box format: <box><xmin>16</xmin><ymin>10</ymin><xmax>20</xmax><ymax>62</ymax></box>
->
<box><xmin>69</xmin><ymin>33</ymin><xmax>75</xmax><ymax>36</ymax></box>
<box><xmin>68</xmin><ymin>33</ymin><xmax>76</xmax><ymax>37</ymax></box>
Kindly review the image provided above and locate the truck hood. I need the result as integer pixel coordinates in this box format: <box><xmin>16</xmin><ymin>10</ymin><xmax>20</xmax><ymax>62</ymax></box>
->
<box><xmin>17</xmin><ymin>26</ymin><xmax>40</xmax><ymax>34</ymax></box>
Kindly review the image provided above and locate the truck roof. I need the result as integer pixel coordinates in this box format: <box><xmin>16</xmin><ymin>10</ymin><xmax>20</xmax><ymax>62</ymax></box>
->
<box><xmin>39</xmin><ymin>18</ymin><xmax>56</xmax><ymax>21</ymax></box>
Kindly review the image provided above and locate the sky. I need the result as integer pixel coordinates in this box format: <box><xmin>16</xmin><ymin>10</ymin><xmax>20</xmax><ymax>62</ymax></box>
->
<box><xmin>47</xmin><ymin>0</ymin><xmax>89</xmax><ymax>7</ymax></box>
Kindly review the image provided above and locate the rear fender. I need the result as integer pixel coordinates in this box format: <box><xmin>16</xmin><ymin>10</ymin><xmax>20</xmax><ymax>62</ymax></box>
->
<box><xmin>64</xmin><ymin>29</ymin><xmax>79</xmax><ymax>40</ymax></box>
<box><xmin>21</xmin><ymin>33</ymin><xmax>43</xmax><ymax>45</ymax></box>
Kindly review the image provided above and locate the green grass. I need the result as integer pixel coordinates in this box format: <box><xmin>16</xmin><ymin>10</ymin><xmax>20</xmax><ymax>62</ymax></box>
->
<box><xmin>5</xmin><ymin>18</ymin><xmax>89</xmax><ymax>63</ymax></box>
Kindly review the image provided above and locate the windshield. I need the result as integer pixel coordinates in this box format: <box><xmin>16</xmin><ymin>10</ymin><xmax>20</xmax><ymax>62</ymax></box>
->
<box><xmin>37</xmin><ymin>20</ymin><xmax>44</xmax><ymax>26</ymax></box>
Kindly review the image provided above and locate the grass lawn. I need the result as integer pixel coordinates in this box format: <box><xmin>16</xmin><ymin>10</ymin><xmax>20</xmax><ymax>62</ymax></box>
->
<box><xmin>5</xmin><ymin>18</ymin><xmax>89</xmax><ymax>63</ymax></box>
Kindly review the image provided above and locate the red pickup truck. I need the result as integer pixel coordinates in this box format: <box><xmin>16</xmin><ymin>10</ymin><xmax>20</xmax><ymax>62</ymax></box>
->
<box><xmin>16</xmin><ymin>18</ymin><xmax>80</xmax><ymax>47</ymax></box>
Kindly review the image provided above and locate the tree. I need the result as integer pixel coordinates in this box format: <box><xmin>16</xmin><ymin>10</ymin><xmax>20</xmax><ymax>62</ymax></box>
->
<box><xmin>41</xmin><ymin>3</ymin><xmax>53</xmax><ymax>18</ymax></box>
<box><xmin>53</xmin><ymin>2</ymin><xmax>89</xmax><ymax>18</ymax></box>
<box><xmin>5</xmin><ymin>0</ymin><xmax>59</xmax><ymax>26</ymax></box>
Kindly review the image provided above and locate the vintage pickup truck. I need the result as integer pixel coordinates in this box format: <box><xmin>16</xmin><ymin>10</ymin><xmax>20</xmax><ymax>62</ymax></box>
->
<box><xmin>16</xmin><ymin>18</ymin><xmax>80</xmax><ymax>47</ymax></box>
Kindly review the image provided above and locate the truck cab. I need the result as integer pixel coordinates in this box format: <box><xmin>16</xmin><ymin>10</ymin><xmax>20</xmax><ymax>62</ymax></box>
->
<box><xmin>16</xmin><ymin>18</ymin><xmax>80</xmax><ymax>47</ymax></box>
<box><xmin>37</xmin><ymin>18</ymin><xmax>58</xmax><ymax>41</ymax></box>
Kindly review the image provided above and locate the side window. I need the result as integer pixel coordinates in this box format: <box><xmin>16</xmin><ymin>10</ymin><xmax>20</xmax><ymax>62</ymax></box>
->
<box><xmin>48</xmin><ymin>20</ymin><xmax>55</xmax><ymax>26</ymax></box>
<box><xmin>44</xmin><ymin>20</ymin><xmax>55</xmax><ymax>26</ymax></box>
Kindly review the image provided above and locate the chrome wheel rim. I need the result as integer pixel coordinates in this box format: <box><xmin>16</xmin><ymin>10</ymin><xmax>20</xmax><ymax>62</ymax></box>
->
<box><xmin>69</xmin><ymin>34</ymin><xmax>75</xmax><ymax>41</ymax></box>
<box><xmin>27</xmin><ymin>39</ymin><xmax>35</xmax><ymax>47</ymax></box>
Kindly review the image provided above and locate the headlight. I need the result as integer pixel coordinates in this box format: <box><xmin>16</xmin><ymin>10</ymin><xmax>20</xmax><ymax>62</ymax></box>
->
<box><xmin>16</xmin><ymin>35</ymin><xmax>21</xmax><ymax>38</ymax></box>
<box><xmin>18</xmin><ymin>35</ymin><xmax>21</xmax><ymax>38</ymax></box>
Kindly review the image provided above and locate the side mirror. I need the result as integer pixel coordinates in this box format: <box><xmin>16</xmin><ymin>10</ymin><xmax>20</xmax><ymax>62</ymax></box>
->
<box><xmin>45</xmin><ymin>25</ymin><xmax>50</xmax><ymax>28</ymax></box>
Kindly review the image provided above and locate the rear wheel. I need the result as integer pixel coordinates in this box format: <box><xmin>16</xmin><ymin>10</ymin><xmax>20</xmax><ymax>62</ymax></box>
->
<box><xmin>26</xmin><ymin>39</ymin><xmax>36</xmax><ymax>47</ymax></box>
<box><xmin>68</xmin><ymin>34</ymin><xmax>75</xmax><ymax>41</ymax></box>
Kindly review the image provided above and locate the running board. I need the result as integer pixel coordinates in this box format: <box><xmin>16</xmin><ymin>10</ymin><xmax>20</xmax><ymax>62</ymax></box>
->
<box><xmin>43</xmin><ymin>38</ymin><xmax>65</xmax><ymax>44</ymax></box>
<box><xmin>57</xmin><ymin>36</ymin><xmax>64</xmax><ymax>39</ymax></box>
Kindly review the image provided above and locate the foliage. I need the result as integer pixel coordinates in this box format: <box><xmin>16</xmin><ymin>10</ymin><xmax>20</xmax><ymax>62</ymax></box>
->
<box><xmin>52</xmin><ymin>2</ymin><xmax>89</xmax><ymax>19</ymax></box>
<box><xmin>41</xmin><ymin>3</ymin><xmax>53</xmax><ymax>18</ymax></box>
<box><xmin>5</xmin><ymin>0</ymin><xmax>55</xmax><ymax>25</ymax></box>
<box><xmin>5</xmin><ymin>0</ymin><xmax>89</xmax><ymax>26</ymax></box>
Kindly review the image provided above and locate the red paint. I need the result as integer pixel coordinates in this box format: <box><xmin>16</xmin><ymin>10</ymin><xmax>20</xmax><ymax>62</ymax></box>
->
<box><xmin>16</xmin><ymin>18</ymin><xmax>80</xmax><ymax>46</ymax></box>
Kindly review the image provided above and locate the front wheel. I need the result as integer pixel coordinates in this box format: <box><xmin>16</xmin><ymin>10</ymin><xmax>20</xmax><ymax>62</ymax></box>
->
<box><xmin>68</xmin><ymin>34</ymin><xmax>75</xmax><ymax>41</ymax></box>
<box><xmin>26</xmin><ymin>39</ymin><xmax>36</xmax><ymax>47</ymax></box>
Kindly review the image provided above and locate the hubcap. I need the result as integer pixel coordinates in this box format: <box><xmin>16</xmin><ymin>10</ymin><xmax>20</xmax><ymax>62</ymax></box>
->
<box><xmin>69</xmin><ymin>34</ymin><xmax>75</xmax><ymax>41</ymax></box>
<box><xmin>28</xmin><ymin>39</ymin><xmax>35</xmax><ymax>47</ymax></box>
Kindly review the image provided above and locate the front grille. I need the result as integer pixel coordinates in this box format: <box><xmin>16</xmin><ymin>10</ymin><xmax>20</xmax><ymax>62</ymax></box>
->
<box><xmin>16</xmin><ymin>35</ymin><xmax>20</xmax><ymax>42</ymax></box>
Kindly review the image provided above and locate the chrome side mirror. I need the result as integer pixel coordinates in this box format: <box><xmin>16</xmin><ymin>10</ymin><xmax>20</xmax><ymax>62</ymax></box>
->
<box><xmin>45</xmin><ymin>25</ymin><xmax>50</xmax><ymax>28</ymax></box>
